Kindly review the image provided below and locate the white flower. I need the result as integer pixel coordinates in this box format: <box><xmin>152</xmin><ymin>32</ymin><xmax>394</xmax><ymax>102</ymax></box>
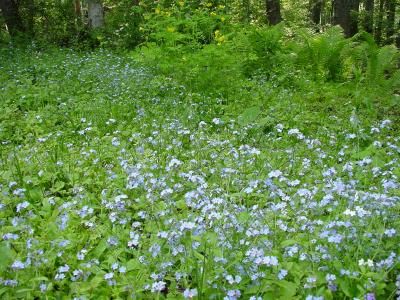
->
<box><xmin>384</xmin><ymin>228</ymin><xmax>396</xmax><ymax>237</ymax></box>
<box><xmin>212</xmin><ymin>118</ymin><xmax>222</xmax><ymax>125</ymax></box>
<box><xmin>326</xmin><ymin>274</ymin><xmax>336</xmax><ymax>282</ymax></box>
<box><xmin>168</xmin><ymin>158</ymin><xmax>182</xmax><ymax>169</ymax></box>
<box><xmin>183</xmin><ymin>288</ymin><xmax>198</xmax><ymax>298</ymax></box>
<box><xmin>16</xmin><ymin>201</ymin><xmax>29</xmax><ymax>212</ymax></box>
<box><xmin>343</xmin><ymin>209</ymin><xmax>356</xmax><ymax>217</ymax></box>
<box><xmin>366</xmin><ymin>259</ymin><xmax>374</xmax><ymax>267</ymax></box>
<box><xmin>151</xmin><ymin>281</ymin><xmax>166</xmax><ymax>292</ymax></box>
<box><xmin>268</xmin><ymin>170</ymin><xmax>282</xmax><ymax>178</ymax></box>
<box><xmin>11</xmin><ymin>260</ymin><xmax>25</xmax><ymax>270</ymax></box>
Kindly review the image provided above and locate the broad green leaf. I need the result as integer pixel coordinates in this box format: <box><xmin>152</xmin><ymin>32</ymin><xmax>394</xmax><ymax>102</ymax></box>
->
<box><xmin>0</xmin><ymin>243</ymin><xmax>14</xmax><ymax>272</ymax></box>
<box><xmin>276</xmin><ymin>280</ymin><xmax>297</xmax><ymax>298</ymax></box>
<box><xmin>126</xmin><ymin>259</ymin><xmax>141</xmax><ymax>271</ymax></box>
<box><xmin>238</xmin><ymin>106</ymin><xmax>261</xmax><ymax>126</ymax></box>
<box><xmin>91</xmin><ymin>238</ymin><xmax>108</xmax><ymax>258</ymax></box>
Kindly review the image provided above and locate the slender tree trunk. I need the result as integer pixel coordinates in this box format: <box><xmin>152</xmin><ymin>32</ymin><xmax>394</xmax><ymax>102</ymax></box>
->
<box><xmin>74</xmin><ymin>0</ymin><xmax>82</xmax><ymax>27</ymax></box>
<box><xmin>0</xmin><ymin>0</ymin><xmax>25</xmax><ymax>36</ymax></box>
<box><xmin>265</xmin><ymin>0</ymin><xmax>282</xmax><ymax>25</ymax></box>
<box><xmin>309</xmin><ymin>0</ymin><xmax>324</xmax><ymax>32</ymax></box>
<box><xmin>375</xmin><ymin>0</ymin><xmax>384</xmax><ymax>44</ymax></box>
<box><xmin>385</xmin><ymin>0</ymin><xmax>395</xmax><ymax>44</ymax></box>
<box><xmin>25</xmin><ymin>0</ymin><xmax>35</xmax><ymax>36</ymax></box>
<box><xmin>333</xmin><ymin>0</ymin><xmax>359</xmax><ymax>37</ymax></box>
<box><xmin>309</xmin><ymin>0</ymin><xmax>323</xmax><ymax>26</ymax></box>
<box><xmin>87</xmin><ymin>0</ymin><xmax>104</xmax><ymax>29</ymax></box>
<box><xmin>396</xmin><ymin>18</ymin><xmax>400</xmax><ymax>48</ymax></box>
<box><xmin>75</xmin><ymin>0</ymin><xmax>81</xmax><ymax>17</ymax></box>
<box><xmin>364</xmin><ymin>0</ymin><xmax>374</xmax><ymax>34</ymax></box>
<box><xmin>242</xmin><ymin>0</ymin><xmax>251</xmax><ymax>23</ymax></box>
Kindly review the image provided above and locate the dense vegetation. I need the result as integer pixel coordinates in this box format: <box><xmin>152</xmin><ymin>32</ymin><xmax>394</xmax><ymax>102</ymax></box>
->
<box><xmin>1</xmin><ymin>0</ymin><xmax>400</xmax><ymax>299</ymax></box>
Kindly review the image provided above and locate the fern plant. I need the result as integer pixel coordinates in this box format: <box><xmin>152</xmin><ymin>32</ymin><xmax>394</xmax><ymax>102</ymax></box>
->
<box><xmin>350</xmin><ymin>32</ymin><xmax>399</xmax><ymax>87</ymax></box>
<box><xmin>294</xmin><ymin>26</ymin><xmax>350</xmax><ymax>81</ymax></box>
<box><xmin>234</xmin><ymin>24</ymin><xmax>286</xmax><ymax>77</ymax></box>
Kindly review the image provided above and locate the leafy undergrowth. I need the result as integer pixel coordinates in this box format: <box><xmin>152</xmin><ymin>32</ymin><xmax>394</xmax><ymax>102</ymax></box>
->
<box><xmin>0</xmin><ymin>47</ymin><xmax>399</xmax><ymax>300</ymax></box>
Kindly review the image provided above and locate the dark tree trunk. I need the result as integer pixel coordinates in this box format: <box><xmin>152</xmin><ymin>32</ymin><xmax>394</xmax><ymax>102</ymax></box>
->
<box><xmin>397</xmin><ymin>18</ymin><xmax>400</xmax><ymax>48</ymax></box>
<box><xmin>385</xmin><ymin>0</ymin><xmax>395</xmax><ymax>44</ymax></box>
<box><xmin>242</xmin><ymin>0</ymin><xmax>251</xmax><ymax>23</ymax></box>
<box><xmin>74</xmin><ymin>0</ymin><xmax>81</xmax><ymax>17</ymax></box>
<box><xmin>266</xmin><ymin>0</ymin><xmax>282</xmax><ymax>25</ymax></box>
<box><xmin>74</xmin><ymin>0</ymin><xmax>83</xmax><ymax>27</ymax></box>
<box><xmin>375</xmin><ymin>0</ymin><xmax>384</xmax><ymax>44</ymax></box>
<box><xmin>309</xmin><ymin>0</ymin><xmax>324</xmax><ymax>26</ymax></box>
<box><xmin>364</xmin><ymin>0</ymin><xmax>374</xmax><ymax>34</ymax></box>
<box><xmin>333</xmin><ymin>0</ymin><xmax>360</xmax><ymax>37</ymax></box>
<box><xmin>0</xmin><ymin>0</ymin><xmax>25</xmax><ymax>36</ymax></box>
<box><xmin>24</xmin><ymin>0</ymin><xmax>35</xmax><ymax>36</ymax></box>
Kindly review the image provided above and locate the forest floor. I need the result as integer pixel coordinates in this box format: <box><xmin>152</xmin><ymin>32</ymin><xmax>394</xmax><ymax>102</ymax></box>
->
<box><xmin>0</xmin><ymin>48</ymin><xmax>399</xmax><ymax>299</ymax></box>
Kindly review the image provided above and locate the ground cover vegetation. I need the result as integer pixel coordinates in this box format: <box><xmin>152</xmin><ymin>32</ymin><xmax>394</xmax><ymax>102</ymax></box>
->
<box><xmin>1</xmin><ymin>0</ymin><xmax>400</xmax><ymax>299</ymax></box>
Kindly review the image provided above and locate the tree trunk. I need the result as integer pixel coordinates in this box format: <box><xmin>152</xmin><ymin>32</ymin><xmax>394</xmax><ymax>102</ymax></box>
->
<box><xmin>25</xmin><ymin>0</ymin><xmax>35</xmax><ymax>36</ymax></box>
<box><xmin>265</xmin><ymin>0</ymin><xmax>282</xmax><ymax>25</ymax></box>
<box><xmin>375</xmin><ymin>0</ymin><xmax>384</xmax><ymax>44</ymax></box>
<box><xmin>309</xmin><ymin>0</ymin><xmax>324</xmax><ymax>26</ymax></box>
<box><xmin>74</xmin><ymin>0</ymin><xmax>83</xmax><ymax>27</ymax></box>
<box><xmin>364</xmin><ymin>0</ymin><xmax>374</xmax><ymax>34</ymax></box>
<box><xmin>0</xmin><ymin>0</ymin><xmax>25</xmax><ymax>36</ymax></box>
<box><xmin>333</xmin><ymin>0</ymin><xmax>360</xmax><ymax>37</ymax></box>
<box><xmin>396</xmin><ymin>18</ymin><xmax>400</xmax><ymax>48</ymax></box>
<box><xmin>75</xmin><ymin>0</ymin><xmax>81</xmax><ymax>17</ymax></box>
<box><xmin>242</xmin><ymin>0</ymin><xmax>251</xmax><ymax>23</ymax></box>
<box><xmin>385</xmin><ymin>0</ymin><xmax>395</xmax><ymax>44</ymax></box>
<box><xmin>87</xmin><ymin>0</ymin><xmax>104</xmax><ymax>29</ymax></box>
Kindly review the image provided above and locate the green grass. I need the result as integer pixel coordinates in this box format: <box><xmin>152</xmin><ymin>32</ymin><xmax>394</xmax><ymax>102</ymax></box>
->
<box><xmin>0</xmin><ymin>45</ymin><xmax>399</xmax><ymax>299</ymax></box>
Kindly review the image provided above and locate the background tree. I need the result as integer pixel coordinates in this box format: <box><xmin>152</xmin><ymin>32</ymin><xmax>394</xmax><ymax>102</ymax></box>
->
<box><xmin>242</xmin><ymin>0</ymin><xmax>251</xmax><ymax>23</ymax></box>
<box><xmin>74</xmin><ymin>0</ymin><xmax>82</xmax><ymax>22</ymax></box>
<box><xmin>375</xmin><ymin>0</ymin><xmax>385</xmax><ymax>44</ymax></box>
<box><xmin>364</xmin><ymin>0</ymin><xmax>374</xmax><ymax>34</ymax></box>
<box><xmin>309</xmin><ymin>0</ymin><xmax>324</xmax><ymax>29</ymax></box>
<box><xmin>333</xmin><ymin>0</ymin><xmax>360</xmax><ymax>37</ymax></box>
<box><xmin>397</xmin><ymin>16</ymin><xmax>400</xmax><ymax>48</ymax></box>
<box><xmin>0</xmin><ymin>0</ymin><xmax>25</xmax><ymax>36</ymax></box>
<box><xmin>385</xmin><ymin>0</ymin><xmax>395</xmax><ymax>44</ymax></box>
<box><xmin>266</xmin><ymin>0</ymin><xmax>282</xmax><ymax>25</ymax></box>
<box><xmin>88</xmin><ymin>0</ymin><xmax>104</xmax><ymax>29</ymax></box>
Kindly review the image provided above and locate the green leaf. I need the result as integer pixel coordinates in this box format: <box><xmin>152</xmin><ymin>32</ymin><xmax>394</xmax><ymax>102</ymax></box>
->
<box><xmin>91</xmin><ymin>238</ymin><xmax>108</xmax><ymax>258</ymax></box>
<box><xmin>0</xmin><ymin>287</ymin><xmax>8</xmax><ymax>297</ymax></box>
<box><xmin>257</xmin><ymin>116</ymin><xmax>274</xmax><ymax>127</ymax></box>
<box><xmin>29</xmin><ymin>187</ymin><xmax>43</xmax><ymax>203</ymax></box>
<box><xmin>338</xmin><ymin>279</ymin><xmax>352</xmax><ymax>297</ymax></box>
<box><xmin>351</xmin><ymin>145</ymin><xmax>376</xmax><ymax>160</ymax></box>
<box><xmin>15</xmin><ymin>288</ymin><xmax>34</xmax><ymax>298</ymax></box>
<box><xmin>175</xmin><ymin>200</ymin><xmax>186</xmax><ymax>210</ymax></box>
<box><xmin>0</xmin><ymin>243</ymin><xmax>14</xmax><ymax>272</ymax></box>
<box><xmin>126</xmin><ymin>259</ymin><xmax>141</xmax><ymax>271</ymax></box>
<box><xmin>237</xmin><ymin>211</ymin><xmax>251</xmax><ymax>223</ymax></box>
<box><xmin>280</xmin><ymin>239</ymin><xmax>298</xmax><ymax>247</ymax></box>
<box><xmin>238</xmin><ymin>106</ymin><xmax>261</xmax><ymax>126</ymax></box>
<box><xmin>276</xmin><ymin>280</ymin><xmax>297</xmax><ymax>298</ymax></box>
<box><xmin>203</xmin><ymin>232</ymin><xmax>218</xmax><ymax>244</ymax></box>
